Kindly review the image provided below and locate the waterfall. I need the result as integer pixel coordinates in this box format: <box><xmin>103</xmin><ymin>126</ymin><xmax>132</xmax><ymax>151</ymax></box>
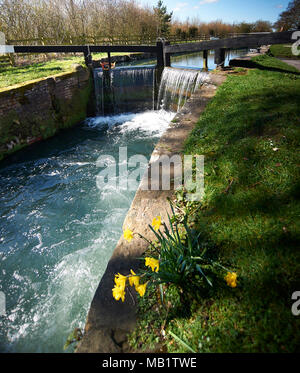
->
<box><xmin>93</xmin><ymin>65</ymin><xmax>210</xmax><ymax>115</ymax></box>
<box><xmin>93</xmin><ymin>65</ymin><xmax>156</xmax><ymax>115</ymax></box>
<box><xmin>157</xmin><ymin>67</ymin><xmax>210</xmax><ymax>112</ymax></box>
<box><xmin>93</xmin><ymin>69</ymin><xmax>105</xmax><ymax>115</ymax></box>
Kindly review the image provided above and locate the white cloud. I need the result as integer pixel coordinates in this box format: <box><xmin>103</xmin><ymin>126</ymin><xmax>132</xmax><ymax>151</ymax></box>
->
<box><xmin>199</xmin><ymin>0</ymin><xmax>219</xmax><ymax>5</ymax></box>
<box><xmin>276</xmin><ymin>4</ymin><xmax>283</xmax><ymax>8</ymax></box>
<box><xmin>173</xmin><ymin>2</ymin><xmax>188</xmax><ymax>12</ymax></box>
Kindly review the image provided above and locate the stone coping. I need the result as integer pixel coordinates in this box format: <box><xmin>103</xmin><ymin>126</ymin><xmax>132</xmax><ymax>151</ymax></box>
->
<box><xmin>0</xmin><ymin>64</ymin><xmax>86</xmax><ymax>94</ymax></box>
<box><xmin>75</xmin><ymin>71</ymin><xmax>226</xmax><ymax>353</ymax></box>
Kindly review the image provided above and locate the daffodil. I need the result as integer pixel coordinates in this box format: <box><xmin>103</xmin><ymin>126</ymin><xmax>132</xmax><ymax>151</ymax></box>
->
<box><xmin>114</xmin><ymin>273</ymin><xmax>127</xmax><ymax>290</ymax></box>
<box><xmin>152</xmin><ymin>216</ymin><xmax>161</xmax><ymax>231</ymax></box>
<box><xmin>224</xmin><ymin>272</ymin><xmax>237</xmax><ymax>288</ymax></box>
<box><xmin>145</xmin><ymin>257</ymin><xmax>159</xmax><ymax>272</ymax></box>
<box><xmin>136</xmin><ymin>282</ymin><xmax>147</xmax><ymax>297</ymax></box>
<box><xmin>123</xmin><ymin>229</ymin><xmax>134</xmax><ymax>242</ymax></box>
<box><xmin>112</xmin><ymin>285</ymin><xmax>125</xmax><ymax>302</ymax></box>
<box><xmin>128</xmin><ymin>269</ymin><xmax>140</xmax><ymax>288</ymax></box>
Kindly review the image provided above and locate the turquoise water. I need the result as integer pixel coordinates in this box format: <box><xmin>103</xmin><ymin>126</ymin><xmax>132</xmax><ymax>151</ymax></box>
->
<box><xmin>0</xmin><ymin>110</ymin><xmax>174</xmax><ymax>352</ymax></box>
<box><xmin>120</xmin><ymin>49</ymin><xmax>248</xmax><ymax>69</ymax></box>
<box><xmin>170</xmin><ymin>49</ymin><xmax>248</xmax><ymax>70</ymax></box>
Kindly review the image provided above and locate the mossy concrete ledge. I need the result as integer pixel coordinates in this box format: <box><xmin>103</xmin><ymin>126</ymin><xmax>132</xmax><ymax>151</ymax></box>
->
<box><xmin>76</xmin><ymin>72</ymin><xmax>226</xmax><ymax>353</ymax></box>
<box><xmin>0</xmin><ymin>64</ymin><xmax>92</xmax><ymax>161</ymax></box>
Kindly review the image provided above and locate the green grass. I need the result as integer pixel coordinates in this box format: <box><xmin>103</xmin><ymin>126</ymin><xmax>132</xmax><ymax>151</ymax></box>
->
<box><xmin>269</xmin><ymin>44</ymin><xmax>300</xmax><ymax>60</ymax></box>
<box><xmin>0</xmin><ymin>52</ymin><xmax>136</xmax><ymax>89</ymax></box>
<box><xmin>129</xmin><ymin>55</ymin><xmax>300</xmax><ymax>353</ymax></box>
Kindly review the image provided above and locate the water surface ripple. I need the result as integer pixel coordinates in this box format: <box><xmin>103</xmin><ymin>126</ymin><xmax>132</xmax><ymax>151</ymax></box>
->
<box><xmin>0</xmin><ymin>110</ymin><xmax>174</xmax><ymax>352</ymax></box>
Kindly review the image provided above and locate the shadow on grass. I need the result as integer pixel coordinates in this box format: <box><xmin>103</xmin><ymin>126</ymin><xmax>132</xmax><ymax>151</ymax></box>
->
<box><xmin>230</xmin><ymin>59</ymin><xmax>300</xmax><ymax>76</ymax></box>
<box><xmin>181</xmin><ymin>71</ymin><xmax>300</xmax><ymax>351</ymax></box>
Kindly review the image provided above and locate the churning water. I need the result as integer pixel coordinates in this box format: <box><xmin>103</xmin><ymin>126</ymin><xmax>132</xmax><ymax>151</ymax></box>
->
<box><xmin>0</xmin><ymin>110</ymin><xmax>174</xmax><ymax>352</ymax></box>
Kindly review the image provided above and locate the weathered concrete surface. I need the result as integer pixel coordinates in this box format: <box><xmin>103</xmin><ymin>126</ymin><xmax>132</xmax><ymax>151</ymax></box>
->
<box><xmin>75</xmin><ymin>72</ymin><xmax>226</xmax><ymax>353</ymax></box>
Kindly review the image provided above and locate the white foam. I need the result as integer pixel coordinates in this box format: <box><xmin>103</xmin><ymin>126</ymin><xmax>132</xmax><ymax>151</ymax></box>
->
<box><xmin>85</xmin><ymin>110</ymin><xmax>174</xmax><ymax>137</ymax></box>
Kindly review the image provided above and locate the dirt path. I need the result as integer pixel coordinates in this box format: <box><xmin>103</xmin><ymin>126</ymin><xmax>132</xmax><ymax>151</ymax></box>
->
<box><xmin>279</xmin><ymin>58</ymin><xmax>300</xmax><ymax>71</ymax></box>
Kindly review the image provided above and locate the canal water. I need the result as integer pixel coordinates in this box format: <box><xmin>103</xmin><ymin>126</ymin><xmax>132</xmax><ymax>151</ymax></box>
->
<box><xmin>0</xmin><ymin>111</ymin><xmax>174</xmax><ymax>352</ymax></box>
<box><xmin>122</xmin><ymin>49</ymin><xmax>248</xmax><ymax>70</ymax></box>
<box><xmin>0</xmin><ymin>49</ymin><xmax>247</xmax><ymax>352</ymax></box>
<box><xmin>170</xmin><ymin>49</ymin><xmax>248</xmax><ymax>70</ymax></box>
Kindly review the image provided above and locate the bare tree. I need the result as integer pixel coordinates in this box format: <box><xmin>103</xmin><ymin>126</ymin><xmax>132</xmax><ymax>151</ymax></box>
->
<box><xmin>274</xmin><ymin>0</ymin><xmax>300</xmax><ymax>31</ymax></box>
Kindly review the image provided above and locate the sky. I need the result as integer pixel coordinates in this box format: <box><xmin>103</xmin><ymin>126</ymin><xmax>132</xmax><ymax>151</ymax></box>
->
<box><xmin>139</xmin><ymin>0</ymin><xmax>290</xmax><ymax>24</ymax></box>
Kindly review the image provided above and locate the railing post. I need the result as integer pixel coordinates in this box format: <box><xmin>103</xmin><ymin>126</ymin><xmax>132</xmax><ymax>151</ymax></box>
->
<box><xmin>156</xmin><ymin>39</ymin><xmax>171</xmax><ymax>68</ymax></box>
<box><xmin>156</xmin><ymin>40</ymin><xmax>165</xmax><ymax>70</ymax></box>
<box><xmin>203</xmin><ymin>50</ymin><xmax>208</xmax><ymax>71</ymax></box>
<box><xmin>164</xmin><ymin>41</ymin><xmax>171</xmax><ymax>67</ymax></box>
<box><xmin>84</xmin><ymin>45</ymin><xmax>93</xmax><ymax>67</ymax></box>
<box><xmin>107</xmin><ymin>52</ymin><xmax>112</xmax><ymax>70</ymax></box>
<box><xmin>214</xmin><ymin>48</ymin><xmax>226</xmax><ymax>70</ymax></box>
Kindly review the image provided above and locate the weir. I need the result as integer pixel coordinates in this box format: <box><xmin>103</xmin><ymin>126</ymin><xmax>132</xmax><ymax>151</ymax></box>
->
<box><xmin>157</xmin><ymin>67</ymin><xmax>209</xmax><ymax>112</ymax></box>
<box><xmin>93</xmin><ymin>65</ymin><xmax>209</xmax><ymax>115</ymax></box>
<box><xmin>94</xmin><ymin>66</ymin><xmax>156</xmax><ymax>115</ymax></box>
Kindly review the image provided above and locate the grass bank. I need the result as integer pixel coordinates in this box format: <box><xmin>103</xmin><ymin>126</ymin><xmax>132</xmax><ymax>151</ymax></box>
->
<box><xmin>269</xmin><ymin>44</ymin><xmax>300</xmax><ymax>59</ymax></box>
<box><xmin>0</xmin><ymin>52</ymin><xmax>135</xmax><ymax>89</ymax></box>
<box><xmin>129</xmin><ymin>55</ymin><xmax>300</xmax><ymax>353</ymax></box>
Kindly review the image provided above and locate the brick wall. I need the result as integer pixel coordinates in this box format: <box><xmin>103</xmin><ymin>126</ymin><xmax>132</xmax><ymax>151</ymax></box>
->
<box><xmin>0</xmin><ymin>65</ymin><xmax>92</xmax><ymax>161</ymax></box>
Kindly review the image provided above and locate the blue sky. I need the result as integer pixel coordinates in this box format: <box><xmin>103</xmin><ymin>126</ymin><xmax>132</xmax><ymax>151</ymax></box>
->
<box><xmin>139</xmin><ymin>0</ymin><xmax>290</xmax><ymax>24</ymax></box>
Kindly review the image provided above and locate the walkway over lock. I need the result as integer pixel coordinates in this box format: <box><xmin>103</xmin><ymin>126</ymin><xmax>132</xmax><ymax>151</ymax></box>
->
<box><xmin>5</xmin><ymin>30</ymin><xmax>300</xmax><ymax>70</ymax></box>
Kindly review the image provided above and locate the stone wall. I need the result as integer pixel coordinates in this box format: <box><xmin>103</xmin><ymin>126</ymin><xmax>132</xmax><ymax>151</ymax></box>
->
<box><xmin>0</xmin><ymin>64</ymin><xmax>92</xmax><ymax>161</ymax></box>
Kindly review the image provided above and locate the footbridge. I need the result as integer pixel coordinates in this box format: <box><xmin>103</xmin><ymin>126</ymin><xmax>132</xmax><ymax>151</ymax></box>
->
<box><xmin>1</xmin><ymin>30</ymin><xmax>299</xmax><ymax>70</ymax></box>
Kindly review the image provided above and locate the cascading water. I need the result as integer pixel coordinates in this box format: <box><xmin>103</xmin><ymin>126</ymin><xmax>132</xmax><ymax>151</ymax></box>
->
<box><xmin>94</xmin><ymin>65</ymin><xmax>209</xmax><ymax>115</ymax></box>
<box><xmin>94</xmin><ymin>66</ymin><xmax>156</xmax><ymax>115</ymax></box>
<box><xmin>157</xmin><ymin>67</ymin><xmax>210</xmax><ymax>112</ymax></box>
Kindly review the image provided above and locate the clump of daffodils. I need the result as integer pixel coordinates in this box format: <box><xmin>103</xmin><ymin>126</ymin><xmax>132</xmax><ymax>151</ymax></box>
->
<box><xmin>113</xmin><ymin>214</ymin><xmax>237</xmax><ymax>302</ymax></box>
<box><xmin>112</xmin><ymin>258</ymin><xmax>158</xmax><ymax>302</ymax></box>
<box><xmin>112</xmin><ymin>217</ymin><xmax>162</xmax><ymax>302</ymax></box>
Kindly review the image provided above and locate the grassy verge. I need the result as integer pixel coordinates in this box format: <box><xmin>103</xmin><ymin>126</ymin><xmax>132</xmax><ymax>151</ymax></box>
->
<box><xmin>269</xmin><ymin>44</ymin><xmax>300</xmax><ymax>59</ymax></box>
<box><xmin>0</xmin><ymin>52</ymin><xmax>137</xmax><ymax>89</ymax></box>
<box><xmin>128</xmin><ymin>55</ymin><xmax>300</xmax><ymax>353</ymax></box>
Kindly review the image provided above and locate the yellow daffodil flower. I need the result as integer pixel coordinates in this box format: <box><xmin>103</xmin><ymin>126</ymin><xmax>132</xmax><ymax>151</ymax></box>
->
<box><xmin>114</xmin><ymin>273</ymin><xmax>127</xmax><ymax>290</ymax></box>
<box><xmin>136</xmin><ymin>282</ymin><xmax>147</xmax><ymax>297</ymax></box>
<box><xmin>112</xmin><ymin>285</ymin><xmax>125</xmax><ymax>302</ymax></box>
<box><xmin>152</xmin><ymin>216</ymin><xmax>161</xmax><ymax>231</ymax></box>
<box><xmin>123</xmin><ymin>229</ymin><xmax>134</xmax><ymax>242</ymax></box>
<box><xmin>145</xmin><ymin>257</ymin><xmax>159</xmax><ymax>272</ymax></box>
<box><xmin>128</xmin><ymin>269</ymin><xmax>140</xmax><ymax>288</ymax></box>
<box><xmin>224</xmin><ymin>272</ymin><xmax>237</xmax><ymax>288</ymax></box>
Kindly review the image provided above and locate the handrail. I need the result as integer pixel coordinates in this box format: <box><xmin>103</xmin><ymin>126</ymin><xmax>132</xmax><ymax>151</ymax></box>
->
<box><xmin>6</xmin><ymin>32</ymin><xmax>269</xmax><ymax>46</ymax></box>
